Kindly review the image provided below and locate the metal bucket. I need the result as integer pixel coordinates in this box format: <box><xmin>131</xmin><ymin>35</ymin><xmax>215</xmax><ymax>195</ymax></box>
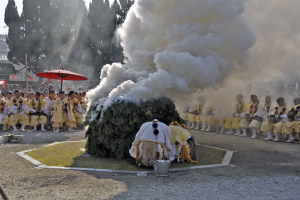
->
<box><xmin>153</xmin><ymin>160</ymin><xmax>171</xmax><ymax>176</ymax></box>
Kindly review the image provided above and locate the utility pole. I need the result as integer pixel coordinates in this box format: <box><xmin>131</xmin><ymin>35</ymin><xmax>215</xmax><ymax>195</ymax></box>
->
<box><xmin>25</xmin><ymin>54</ymin><xmax>28</xmax><ymax>92</ymax></box>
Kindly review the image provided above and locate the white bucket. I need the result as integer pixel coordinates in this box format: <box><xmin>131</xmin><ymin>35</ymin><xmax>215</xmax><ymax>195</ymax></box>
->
<box><xmin>153</xmin><ymin>160</ymin><xmax>171</xmax><ymax>176</ymax></box>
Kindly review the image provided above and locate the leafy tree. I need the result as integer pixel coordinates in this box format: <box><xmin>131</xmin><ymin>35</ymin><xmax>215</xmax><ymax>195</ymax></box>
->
<box><xmin>87</xmin><ymin>0</ymin><xmax>134</xmax><ymax>83</ymax></box>
<box><xmin>87</xmin><ymin>0</ymin><xmax>115</xmax><ymax>82</ymax></box>
<box><xmin>4</xmin><ymin>0</ymin><xmax>22</xmax><ymax>64</ymax></box>
<box><xmin>5</xmin><ymin>0</ymin><xmax>88</xmax><ymax>74</ymax></box>
<box><xmin>20</xmin><ymin>0</ymin><xmax>49</xmax><ymax>73</ymax></box>
<box><xmin>67</xmin><ymin>13</ymin><xmax>92</xmax><ymax>72</ymax></box>
<box><xmin>50</xmin><ymin>0</ymin><xmax>87</xmax><ymax>64</ymax></box>
<box><xmin>5</xmin><ymin>0</ymin><xmax>134</xmax><ymax>79</ymax></box>
<box><xmin>117</xmin><ymin>0</ymin><xmax>134</xmax><ymax>25</ymax></box>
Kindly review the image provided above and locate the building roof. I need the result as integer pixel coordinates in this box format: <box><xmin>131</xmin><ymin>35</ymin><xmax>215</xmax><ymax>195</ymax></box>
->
<box><xmin>0</xmin><ymin>34</ymin><xmax>8</xmax><ymax>61</ymax></box>
<box><xmin>0</xmin><ymin>61</ymin><xmax>16</xmax><ymax>75</ymax></box>
<box><xmin>0</xmin><ymin>52</ymin><xmax>8</xmax><ymax>61</ymax></box>
<box><xmin>0</xmin><ymin>34</ymin><xmax>16</xmax><ymax>74</ymax></box>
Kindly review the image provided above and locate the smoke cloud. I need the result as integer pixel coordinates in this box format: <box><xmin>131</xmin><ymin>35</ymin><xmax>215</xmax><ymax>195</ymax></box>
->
<box><xmin>87</xmin><ymin>0</ymin><xmax>255</xmax><ymax>116</ymax></box>
<box><xmin>182</xmin><ymin>0</ymin><xmax>300</xmax><ymax>116</ymax></box>
<box><xmin>243</xmin><ymin>0</ymin><xmax>300</xmax><ymax>80</ymax></box>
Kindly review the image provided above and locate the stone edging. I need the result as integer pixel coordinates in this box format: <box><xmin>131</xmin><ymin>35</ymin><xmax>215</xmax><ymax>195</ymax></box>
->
<box><xmin>16</xmin><ymin>140</ymin><xmax>234</xmax><ymax>174</ymax></box>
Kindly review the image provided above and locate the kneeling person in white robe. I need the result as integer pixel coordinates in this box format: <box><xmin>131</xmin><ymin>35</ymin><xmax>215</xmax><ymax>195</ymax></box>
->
<box><xmin>129</xmin><ymin>119</ymin><xmax>172</xmax><ymax>167</ymax></box>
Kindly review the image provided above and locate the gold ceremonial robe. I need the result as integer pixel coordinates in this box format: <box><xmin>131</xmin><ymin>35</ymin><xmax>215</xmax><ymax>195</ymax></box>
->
<box><xmin>261</xmin><ymin>105</ymin><xmax>290</xmax><ymax>134</ymax></box>
<box><xmin>27</xmin><ymin>99</ymin><xmax>47</xmax><ymax>126</ymax></box>
<box><xmin>52</xmin><ymin>98</ymin><xmax>76</xmax><ymax>128</ymax></box>
<box><xmin>0</xmin><ymin>99</ymin><xmax>9</xmax><ymax>124</ymax></box>
<box><xmin>8</xmin><ymin>97</ymin><xmax>29</xmax><ymax>126</ymax></box>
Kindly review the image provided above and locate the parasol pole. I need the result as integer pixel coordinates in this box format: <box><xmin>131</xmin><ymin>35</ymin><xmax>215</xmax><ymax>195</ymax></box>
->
<box><xmin>25</xmin><ymin>54</ymin><xmax>28</xmax><ymax>92</ymax></box>
<box><xmin>60</xmin><ymin>78</ymin><xmax>63</xmax><ymax>91</ymax></box>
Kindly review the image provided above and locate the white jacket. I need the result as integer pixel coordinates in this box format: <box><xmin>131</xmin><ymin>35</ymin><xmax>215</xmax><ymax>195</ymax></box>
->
<box><xmin>129</xmin><ymin>121</ymin><xmax>172</xmax><ymax>159</ymax></box>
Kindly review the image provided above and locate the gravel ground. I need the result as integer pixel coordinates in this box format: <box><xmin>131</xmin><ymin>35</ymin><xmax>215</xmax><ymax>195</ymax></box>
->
<box><xmin>1</xmin><ymin>129</ymin><xmax>300</xmax><ymax>200</ymax></box>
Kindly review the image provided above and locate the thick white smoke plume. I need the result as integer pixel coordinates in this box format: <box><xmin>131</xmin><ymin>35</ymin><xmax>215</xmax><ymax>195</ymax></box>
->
<box><xmin>243</xmin><ymin>0</ymin><xmax>300</xmax><ymax>80</ymax></box>
<box><xmin>206</xmin><ymin>0</ymin><xmax>300</xmax><ymax>114</ymax></box>
<box><xmin>87</xmin><ymin>0</ymin><xmax>255</xmax><ymax>115</ymax></box>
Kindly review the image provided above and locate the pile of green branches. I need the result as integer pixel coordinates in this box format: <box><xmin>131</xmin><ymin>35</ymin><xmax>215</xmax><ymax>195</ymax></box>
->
<box><xmin>84</xmin><ymin>97</ymin><xmax>184</xmax><ymax>159</ymax></box>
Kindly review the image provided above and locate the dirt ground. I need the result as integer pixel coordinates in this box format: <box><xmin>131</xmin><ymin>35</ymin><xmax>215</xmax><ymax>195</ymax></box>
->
<box><xmin>1</xmin><ymin>129</ymin><xmax>300</xmax><ymax>200</ymax></box>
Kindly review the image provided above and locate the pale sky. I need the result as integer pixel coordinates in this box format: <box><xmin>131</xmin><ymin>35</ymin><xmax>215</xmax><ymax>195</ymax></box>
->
<box><xmin>0</xmin><ymin>0</ymin><xmax>95</xmax><ymax>35</ymax></box>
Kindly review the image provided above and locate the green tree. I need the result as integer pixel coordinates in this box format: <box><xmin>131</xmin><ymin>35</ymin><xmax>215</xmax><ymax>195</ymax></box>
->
<box><xmin>117</xmin><ymin>0</ymin><xmax>134</xmax><ymax>26</ymax></box>
<box><xmin>87</xmin><ymin>0</ymin><xmax>115</xmax><ymax>82</ymax></box>
<box><xmin>20</xmin><ymin>0</ymin><xmax>49</xmax><ymax>73</ymax></box>
<box><xmin>25</xmin><ymin>0</ymin><xmax>87</xmax><ymax>73</ymax></box>
<box><xmin>5</xmin><ymin>0</ymin><xmax>88</xmax><ymax>74</ymax></box>
<box><xmin>48</xmin><ymin>0</ymin><xmax>87</xmax><ymax>71</ymax></box>
<box><xmin>5</xmin><ymin>0</ymin><xmax>134</xmax><ymax>79</ymax></box>
<box><xmin>67</xmin><ymin>3</ymin><xmax>92</xmax><ymax>74</ymax></box>
<box><xmin>109</xmin><ymin>0</ymin><xmax>134</xmax><ymax>67</ymax></box>
<box><xmin>4</xmin><ymin>0</ymin><xmax>22</xmax><ymax>64</ymax></box>
<box><xmin>87</xmin><ymin>0</ymin><xmax>134</xmax><ymax>84</ymax></box>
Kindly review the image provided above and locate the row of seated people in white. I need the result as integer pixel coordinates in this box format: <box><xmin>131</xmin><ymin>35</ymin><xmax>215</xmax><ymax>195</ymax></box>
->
<box><xmin>183</xmin><ymin>94</ymin><xmax>298</xmax><ymax>143</ymax></box>
<box><xmin>129</xmin><ymin>120</ymin><xmax>197</xmax><ymax>167</ymax></box>
<box><xmin>0</xmin><ymin>91</ymin><xmax>85</xmax><ymax>132</ymax></box>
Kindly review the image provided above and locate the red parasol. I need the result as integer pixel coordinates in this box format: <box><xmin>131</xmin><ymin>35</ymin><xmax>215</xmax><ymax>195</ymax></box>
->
<box><xmin>36</xmin><ymin>68</ymin><xmax>88</xmax><ymax>91</ymax></box>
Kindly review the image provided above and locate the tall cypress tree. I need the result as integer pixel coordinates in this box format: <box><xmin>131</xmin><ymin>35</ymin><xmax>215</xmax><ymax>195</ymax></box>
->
<box><xmin>87</xmin><ymin>0</ymin><xmax>115</xmax><ymax>82</ymax></box>
<box><xmin>5</xmin><ymin>0</ymin><xmax>22</xmax><ymax>64</ymax></box>
<box><xmin>49</xmin><ymin>0</ymin><xmax>87</xmax><ymax>70</ymax></box>
<box><xmin>37</xmin><ymin>0</ymin><xmax>56</xmax><ymax>72</ymax></box>
<box><xmin>20</xmin><ymin>0</ymin><xmax>48</xmax><ymax>73</ymax></box>
<box><xmin>5</xmin><ymin>0</ymin><xmax>88</xmax><ymax>73</ymax></box>
<box><xmin>118</xmin><ymin>0</ymin><xmax>134</xmax><ymax>25</ymax></box>
<box><xmin>5</xmin><ymin>0</ymin><xmax>134</xmax><ymax>78</ymax></box>
<box><xmin>64</xmin><ymin>1</ymin><xmax>97</xmax><ymax>81</ymax></box>
<box><xmin>87</xmin><ymin>0</ymin><xmax>134</xmax><ymax>84</ymax></box>
<box><xmin>109</xmin><ymin>0</ymin><xmax>134</xmax><ymax>66</ymax></box>
<box><xmin>67</xmin><ymin>13</ymin><xmax>92</xmax><ymax>74</ymax></box>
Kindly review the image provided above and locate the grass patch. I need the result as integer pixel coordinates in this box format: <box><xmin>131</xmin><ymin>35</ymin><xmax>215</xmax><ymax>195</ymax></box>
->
<box><xmin>26</xmin><ymin>141</ymin><xmax>86</xmax><ymax>167</ymax></box>
<box><xmin>25</xmin><ymin>141</ymin><xmax>226</xmax><ymax>171</ymax></box>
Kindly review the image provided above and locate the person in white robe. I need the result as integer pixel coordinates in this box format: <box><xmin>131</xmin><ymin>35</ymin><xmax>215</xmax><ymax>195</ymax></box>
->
<box><xmin>129</xmin><ymin>119</ymin><xmax>172</xmax><ymax>167</ymax></box>
<box><xmin>44</xmin><ymin>91</ymin><xmax>57</xmax><ymax>128</ymax></box>
<box><xmin>239</xmin><ymin>95</ymin><xmax>264</xmax><ymax>138</ymax></box>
